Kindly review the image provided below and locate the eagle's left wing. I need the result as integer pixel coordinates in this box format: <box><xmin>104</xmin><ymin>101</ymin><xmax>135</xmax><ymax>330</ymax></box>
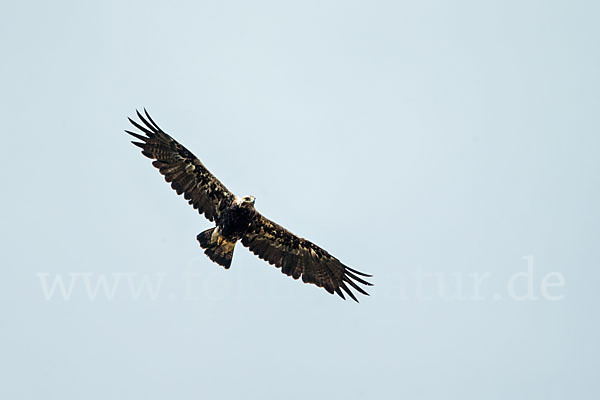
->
<box><xmin>126</xmin><ymin>110</ymin><xmax>234</xmax><ymax>222</ymax></box>
<box><xmin>241</xmin><ymin>214</ymin><xmax>372</xmax><ymax>302</ymax></box>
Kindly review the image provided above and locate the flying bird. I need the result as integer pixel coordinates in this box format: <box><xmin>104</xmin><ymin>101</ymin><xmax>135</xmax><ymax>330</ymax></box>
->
<box><xmin>126</xmin><ymin>110</ymin><xmax>372</xmax><ymax>302</ymax></box>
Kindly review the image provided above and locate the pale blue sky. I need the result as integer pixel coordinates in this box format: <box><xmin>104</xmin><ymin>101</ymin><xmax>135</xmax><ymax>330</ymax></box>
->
<box><xmin>1</xmin><ymin>0</ymin><xmax>599</xmax><ymax>399</ymax></box>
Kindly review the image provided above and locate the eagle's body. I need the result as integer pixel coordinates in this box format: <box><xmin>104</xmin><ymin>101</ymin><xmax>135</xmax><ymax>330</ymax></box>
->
<box><xmin>126</xmin><ymin>110</ymin><xmax>372</xmax><ymax>301</ymax></box>
<box><xmin>218</xmin><ymin>196</ymin><xmax>256</xmax><ymax>240</ymax></box>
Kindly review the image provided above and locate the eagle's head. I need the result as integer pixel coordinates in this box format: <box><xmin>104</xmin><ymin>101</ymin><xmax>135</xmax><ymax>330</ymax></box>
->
<box><xmin>235</xmin><ymin>195</ymin><xmax>256</xmax><ymax>207</ymax></box>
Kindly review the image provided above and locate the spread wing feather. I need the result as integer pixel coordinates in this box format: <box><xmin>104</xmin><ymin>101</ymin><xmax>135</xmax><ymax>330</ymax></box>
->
<box><xmin>241</xmin><ymin>214</ymin><xmax>372</xmax><ymax>302</ymax></box>
<box><xmin>126</xmin><ymin>109</ymin><xmax>234</xmax><ymax>221</ymax></box>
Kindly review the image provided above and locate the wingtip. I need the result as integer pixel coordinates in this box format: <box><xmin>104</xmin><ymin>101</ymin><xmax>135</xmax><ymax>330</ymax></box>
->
<box><xmin>125</xmin><ymin>130</ymin><xmax>148</xmax><ymax>141</ymax></box>
<box><xmin>143</xmin><ymin>108</ymin><xmax>161</xmax><ymax>131</ymax></box>
<box><xmin>134</xmin><ymin>108</ymin><xmax>161</xmax><ymax>132</ymax></box>
<box><xmin>131</xmin><ymin>141</ymin><xmax>145</xmax><ymax>149</ymax></box>
<box><xmin>346</xmin><ymin>266</ymin><xmax>373</xmax><ymax>277</ymax></box>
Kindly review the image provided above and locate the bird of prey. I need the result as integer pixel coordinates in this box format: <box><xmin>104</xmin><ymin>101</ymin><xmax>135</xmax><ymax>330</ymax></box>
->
<box><xmin>126</xmin><ymin>110</ymin><xmax>372</xmax><ymax>302</ymax></box>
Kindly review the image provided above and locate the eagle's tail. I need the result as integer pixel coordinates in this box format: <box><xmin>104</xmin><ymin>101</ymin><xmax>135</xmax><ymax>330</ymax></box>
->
<box><xmin>197</xmin><ymin>228</ymin><xmax>235</xmax><ymax>269</ymax></box>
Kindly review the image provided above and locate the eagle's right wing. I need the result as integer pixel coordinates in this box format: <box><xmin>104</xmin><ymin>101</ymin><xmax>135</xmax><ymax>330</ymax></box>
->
<box><xmin>126</xmin><ymin>109</ymin><xmax>234</xmax><ymax>222</ymax></box>
<box><xmin>241</xmin><ymin>214</ymin><xmax>373</xmax><ymax>302</ymax></box>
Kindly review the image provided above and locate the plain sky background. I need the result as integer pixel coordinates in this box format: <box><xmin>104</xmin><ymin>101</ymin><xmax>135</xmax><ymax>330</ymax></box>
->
<box><xmin>1</xmin><ymin>0</ymin><xmax>598</xmax><ymax>399</ymax></box>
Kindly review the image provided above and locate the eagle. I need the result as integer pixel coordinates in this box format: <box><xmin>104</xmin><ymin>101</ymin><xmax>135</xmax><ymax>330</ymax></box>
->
<box><xmin>126</xmin><ymin>110</ymin><xmax>372</xmax><ymax>302</ymax></box>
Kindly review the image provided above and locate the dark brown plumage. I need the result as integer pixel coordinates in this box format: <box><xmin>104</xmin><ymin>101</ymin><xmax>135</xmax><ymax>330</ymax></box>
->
<box><xmin>126</xmin><ymin>109</ymin><xmax>372</xmax><ymax>302</ymax></box>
